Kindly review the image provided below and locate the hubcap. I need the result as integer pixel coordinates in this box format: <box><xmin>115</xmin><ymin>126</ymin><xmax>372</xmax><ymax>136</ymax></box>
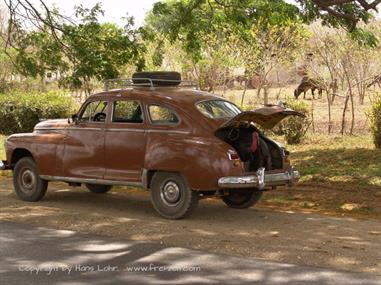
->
<box><xmin>19</xmin><ymin>168</ymin><xmax>36</xmax><ymax>193</ymax></box>
<box><xmin>160</xmin><ymin>181</ymin><xmax>181</xmax><ymax>207</ymax></box>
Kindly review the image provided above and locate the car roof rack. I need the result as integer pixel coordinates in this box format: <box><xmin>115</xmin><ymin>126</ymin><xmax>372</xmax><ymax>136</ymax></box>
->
<box><xmin>104</xmin><ymin>78</ymin><xmax>199</xmax><ymax>91</ymax></box>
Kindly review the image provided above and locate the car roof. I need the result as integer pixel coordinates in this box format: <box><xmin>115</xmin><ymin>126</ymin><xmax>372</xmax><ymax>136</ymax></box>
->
<box><xmin>92</xmin><ymin>88</ymin><xmax>224</xmax><ymax>106</ymax></box>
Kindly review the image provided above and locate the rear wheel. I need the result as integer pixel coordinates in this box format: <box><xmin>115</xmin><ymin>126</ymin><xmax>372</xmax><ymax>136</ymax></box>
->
<box><xmin>150</xmin><ymin>172</ymin><xmax>198</xmax><ymax>219</ymax></box>
<box><xmin>13</xmin><ymin>157</ymin><xmax>48</xmax><ymax>202</ymax></box>
<box><xmin>222</xmin><ymin>189</ymin><xmax>263</xmax><ymax>209</ymax></box>
<box><xmin>85</xmin><ymin>184</ymin><xmax>112</xmax><ymax>194</ymax></box>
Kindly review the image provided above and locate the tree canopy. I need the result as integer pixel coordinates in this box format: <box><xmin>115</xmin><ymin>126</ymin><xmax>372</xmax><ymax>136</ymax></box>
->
<box><xmin>146</xmin><ymin>0</ymin><xmax>380</xmax><ymax>57</ymax></box>
<box><xmin>2</xmin><ymin>0</ymin><xmax>381</xmax><ymax>94</ymax></box>
<box><xmin>9</xmin><ymin>4</ymin><xmax>145</xmax><ymax>95</ymax></box>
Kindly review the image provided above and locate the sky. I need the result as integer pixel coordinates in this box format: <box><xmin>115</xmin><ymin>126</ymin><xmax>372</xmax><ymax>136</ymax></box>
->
<box><xmin>31</xmin><ymin>0</ymin><xmax>159</xmax><ymax>27</ymax></box>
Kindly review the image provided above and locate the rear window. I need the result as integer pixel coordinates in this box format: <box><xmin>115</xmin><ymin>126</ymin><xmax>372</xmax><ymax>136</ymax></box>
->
<box><xmin>113</xmin><ymin>100</ymin><xmax>143</xmax><ymax>123</ymax></box>
<box><xmin>148</xmin><ymin>105</ymin><xmax>179</xmax><ymax>124</ymax></box>
<box><xmin>196</xmin><ymin>100</ymin><xmax>241</xmax><ymax>119</ymax></box>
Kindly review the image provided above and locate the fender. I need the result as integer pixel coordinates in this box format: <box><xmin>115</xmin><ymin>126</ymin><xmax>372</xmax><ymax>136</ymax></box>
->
<box><xmin>144</xmin><ymin>133</ymin><xmax>244</xmax><ymax>190</ymax></box>
<box><xmin>6</xmin><ymin>131</ymin><xmax>67</xmax><ymax>176</ymax></box>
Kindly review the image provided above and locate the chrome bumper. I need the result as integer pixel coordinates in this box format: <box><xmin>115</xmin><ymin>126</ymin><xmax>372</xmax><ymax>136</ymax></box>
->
<box><xmin>218</xmin><ymin>167</ymin><xmax>300</xmax><ymax>190</ymax></box>
<box><xmin>0</xmin><ymin>160</ymin><xmax>10</xmax><ymax>170</ymax></box>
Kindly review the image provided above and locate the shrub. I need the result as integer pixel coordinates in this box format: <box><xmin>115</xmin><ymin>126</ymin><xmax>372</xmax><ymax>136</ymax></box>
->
<box><xmin>369</xmin><ymin>96</ymin><xmax>381</xmax><ymax>148</ymax></box>
<box><xmin>277</xmin><ymin>100</ymin><xmax>311</xmax><ymax>145</ymax></box>
<box><xmin>0</xmin><ymin>91</ymin><xmax>78</xmax><ymax>135</ymax></box>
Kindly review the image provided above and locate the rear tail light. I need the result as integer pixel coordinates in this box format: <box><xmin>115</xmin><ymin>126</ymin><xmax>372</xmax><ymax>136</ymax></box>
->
<box><xmin>227</xmin><ymin>149</ymin><xmax>240</xmax><ymax>160</ymax></box>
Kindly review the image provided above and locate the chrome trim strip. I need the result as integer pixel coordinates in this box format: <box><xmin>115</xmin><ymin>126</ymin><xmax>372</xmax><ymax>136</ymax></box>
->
<box><xmin>218</xmin><ymin>167</ymin><xmax>300</xmax><ymax>189</ymax></box>
<box><xmin>146</xmin><ymin>129</ymin><xmax>190</xmax><ymax>134</ymax></box>
<box><xmin>35</xmin><ymin>128</ymin><xmax>67</xmax><ymax>131</ymax></box>
<box><xmin>69</xmin><ymin>127</ymin><xmax>103</xmax><ymax>131</ymax></box>
<box><xmin>35</xmin><ymin>127</ymin><xmax>189</xmax><ymax>134</ymax></box>
<box><xmin>106</xmin><ymin>128</ymin><xmax>145</xmax><ymax>133</ymax></box>
<box><xmin>40</xmin><ymin>175</ymin><xmax>143</xmax><ymax>187</ymax></box>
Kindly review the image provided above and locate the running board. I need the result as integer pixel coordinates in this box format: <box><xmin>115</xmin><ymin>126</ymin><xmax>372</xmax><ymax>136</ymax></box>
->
<box><xmin>40</xmin><ymin>175</ymin><xmax>144</xmax><ymax>188</ymax></box>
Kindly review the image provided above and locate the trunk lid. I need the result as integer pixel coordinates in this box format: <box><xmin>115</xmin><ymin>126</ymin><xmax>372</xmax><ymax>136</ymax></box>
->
<box><xmin>217</xmin><ymin>104</ymin><xmax>304</xmax><ymax>130</ymax></box>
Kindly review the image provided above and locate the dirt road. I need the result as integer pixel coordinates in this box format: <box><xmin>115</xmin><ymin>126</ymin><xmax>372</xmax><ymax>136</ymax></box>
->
<box><xmin>0</xmin><ymin>178</ymin><xmax>380</xmax><ymax>275</ymax></box>
<box><xmin>2</xmin><ymin>221</ymin><xmax>380</xmax><ymax>285</ymax></box>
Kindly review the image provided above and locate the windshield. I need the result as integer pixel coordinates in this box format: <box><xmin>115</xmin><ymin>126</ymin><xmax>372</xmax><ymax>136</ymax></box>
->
<box><xmin>196</xmin><ymin>100</ymin><xmax>241</xmax><ymax>119</ymax></box>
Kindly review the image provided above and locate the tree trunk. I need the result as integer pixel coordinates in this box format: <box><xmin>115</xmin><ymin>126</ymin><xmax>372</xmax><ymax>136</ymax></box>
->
<box><xmin>263</xmin><ymin>86</ymin><xmax>269</xmax><ymax>105</ymax></box>
<box><xmin>240</xmin><ymin>80</ymin><xmax>248</xmax><ymax>108</ymax></box>
<box><xmin>327</xmin><ymin>92</ymin><xmax>332</xmax><ymax>134</ymax></box>
<box><xmin>341</xmin><ymin>95</ymin><xmax>349</xmax><ymax>135</ymax></box>
<box><xmin>311</xmin><ymin>99</ymin><xmax>315</xmax><ymax>133</ymax></box>
<box><xmin>349</xmin><ymin>88</ymin><xmax>355</xmax><ymax>135</ymax></box>
<box><xmin>342</xmin><ymin>62</ymin><xmax>356</xmax><ymax>135</ymax></box>
<box><xmin>40</xmin><ymin>75</ymin><xmax>46</xmax><ymax>92</ymax></box>
<box><xmin>256</xmin><ymin>87</ymin><xmax>261</xmax><ymax>98</ymax></box>
<box><xmin>222</xmin><ymin>69</ymin><xmax>227</xmax><ymax>97</ymax></box>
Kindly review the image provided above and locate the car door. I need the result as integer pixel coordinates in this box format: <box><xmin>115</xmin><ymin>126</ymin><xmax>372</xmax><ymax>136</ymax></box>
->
<box><xmin>104</xmin><ymin>98</ymin><xmax>146</xmax><ymax>182</ymax></box>
<box><xmin>63</xmin><ymin>98</ymin><xmax>109</xmax><ymax>179</ymax></box>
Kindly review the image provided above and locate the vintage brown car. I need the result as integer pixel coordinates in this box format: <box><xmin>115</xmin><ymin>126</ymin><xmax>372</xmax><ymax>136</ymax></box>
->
<box><xmin>0</xmin><ymin>72</ymin><xmax>300</xmax><ymax>219</ymax></box>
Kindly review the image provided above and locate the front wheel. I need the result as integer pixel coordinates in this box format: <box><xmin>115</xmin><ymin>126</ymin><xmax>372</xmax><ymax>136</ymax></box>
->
<box><xmin>150</xmin><ymin>172</ymin><xmax>198</xmax><ymax>219</ymax></box>
<box><xmin>222</xmin><ymin>189</ymin><xmax>263</xmax><ymax>209</ymax></box>
<box><xmin>13</xmin><ymin>157</ymin><xmax>48</xmax><ymax>202</ymax></box>
<box><xmin>85</xmin><ymin>184</ymin><xmax>112</xmax><ymax>194</ymax></box>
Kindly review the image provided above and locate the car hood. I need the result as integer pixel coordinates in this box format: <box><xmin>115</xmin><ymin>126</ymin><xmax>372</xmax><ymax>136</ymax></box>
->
<box><xmin>217</xmin><ymin>105</ymin><xmax>305</xmax><ymax>130</ymax></box>
<box><xmin>34</xmin><ymin>119</ymin><xmax>70</xmax><ymax>130</ymax></box>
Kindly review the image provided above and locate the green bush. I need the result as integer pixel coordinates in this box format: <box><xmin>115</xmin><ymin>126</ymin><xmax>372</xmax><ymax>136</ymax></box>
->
<box><xmin>277</xmin><ymin>100</ymin><xmax>311</xmax><ymax>145</ymax></box>
<box><xmin>0</xmin><ymin>91</ymin><xmax>78</xmax><ymax>135</ymax></box>
<box><xmin>369</xmin><ymin>96</ymin><xmax>381</xmax><ymax>148</ymax></box>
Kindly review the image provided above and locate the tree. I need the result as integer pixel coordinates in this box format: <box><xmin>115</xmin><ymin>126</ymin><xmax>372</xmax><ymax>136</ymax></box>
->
<box><xmin>298</xmin><ymin>0</ymin><xmax>381</xmax><ymax>31</ymax></box>
<box><xmin>146</xmin><ymin>1</ymin><xmax>308</xmax><ymax>102</ymax></box>
<box><xmin>307</xmin><ymin>23</ymin><xmax>380</xmax><ymax>134</ymax></box>
<box><xmin>145</xmin><ymin>7</ymin><xmax>245</xmax><ymax>92</ymax></box>
<box><xmin>147</xmin><ymin>0</ymin><xmax>381</xmax><ymax>61</ymax></box>
<box><xmin>244</xmin><ymin>19</ymin><xmax>308</xmax><ymax>103</ymax></box>
<box><xmin>0</xmin><ymin>8</ymin><xmax>19</xmax><ymax>92</ymax></box>
<box><xmin>147</xmin><ymin>0</ymin><xmax>302</xmax><ymax>61</ymax></box>
<box><xmin>10</xmin><ymin>4</ymin><xmax>145</xmax><ymax>96</ymax></box>
<box><xmin>3</xmin><ymin>0</ymin><xmax>381</xmax><ymax>56</ymax></box>
<box><xmin>14</xmin><ymin>26</ymin><xmax>67</xmax><ymax>89</ymax></box>
<box><xmin>60</xmin><ymin>5</ymin><xmax>144</xmax><ymax>95</ymax></box>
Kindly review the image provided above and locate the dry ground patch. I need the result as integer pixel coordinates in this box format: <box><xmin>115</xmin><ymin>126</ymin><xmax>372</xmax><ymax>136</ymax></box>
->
<box><xmin>0</xmin><ymin>178</ymin><xmax>380</xmax><ymax>275</ymax></box>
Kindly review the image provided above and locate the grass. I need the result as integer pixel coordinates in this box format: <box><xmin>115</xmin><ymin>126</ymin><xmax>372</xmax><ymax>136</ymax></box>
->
<box><xmin>283</xmin><ymin>134</ymin><xmax>381</xmax><ymax>189</ymax></box>
<box><xmin>260</xmin><ymin>133</ymin><xmax>381</xmax><ymax>219</ymax></box>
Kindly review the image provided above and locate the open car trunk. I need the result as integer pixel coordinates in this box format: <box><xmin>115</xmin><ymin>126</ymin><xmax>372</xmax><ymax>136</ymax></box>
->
<box><xmin>215</xmin><ymin>104</ymin><xmax>303</xmax><ymax>172</ymax></box>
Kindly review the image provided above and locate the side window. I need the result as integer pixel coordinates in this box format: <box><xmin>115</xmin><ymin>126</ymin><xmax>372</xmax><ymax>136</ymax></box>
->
<box><xmin>112</xmin><ymin>100</ymin><xmax>143</xmax><ymax>123</ymax></box>
<box><xmin>80</xmin><ymin>101</ymin><xmax>108</xmax><ymax>122</ymax></box>
<box><xmin>148</xmin><ymin>105</ymin><xmax>179</xmax><ymax>125</ymax></box>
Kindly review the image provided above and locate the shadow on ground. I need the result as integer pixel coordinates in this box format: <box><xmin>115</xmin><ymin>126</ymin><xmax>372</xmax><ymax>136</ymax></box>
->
<box><xmin>291</xmin><ymin>147</ymin><xmax>381</xmax><ymax>191</ymax></box>
<box><xmin>1</xmin><ymin>221</ymin><xmax>380</xmax><ymax>285</ymax></box>
<box><xmin>0</xmin><ymin>177</ymin><xmax>380</xmax><ymax>275</ymax></box>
